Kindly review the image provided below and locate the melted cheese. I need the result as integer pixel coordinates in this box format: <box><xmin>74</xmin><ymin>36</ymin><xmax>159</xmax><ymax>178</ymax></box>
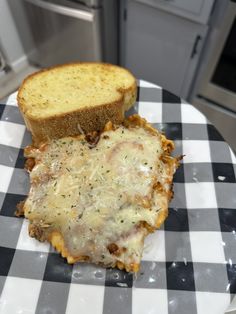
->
<box><xmin>24</xmin><ymin>125</ymin><xmax>175</xmax><ymax>268</ymax></box>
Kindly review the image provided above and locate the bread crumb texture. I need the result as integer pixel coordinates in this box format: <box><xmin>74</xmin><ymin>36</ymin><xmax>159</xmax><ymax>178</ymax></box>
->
<box><xmin>18</xmin><ymin>63</ymin><xmax>136</xmax><ymax>118</ymax></box>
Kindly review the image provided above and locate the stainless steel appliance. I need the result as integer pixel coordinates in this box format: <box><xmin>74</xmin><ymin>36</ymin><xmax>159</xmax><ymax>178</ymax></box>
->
<box><xmin>192</xmin><ymin>0</ymin><xmax>236</xmax><ymax>151</ymax></box>
<box><xmin>8</xmin><ymin>0</ymin><xmax>118</xmax><ymax>67</ymax></box>
<box><xmin>0</xmin><ymin>50</ymin><xmax>6</xmax><ymax>73</ymax></box>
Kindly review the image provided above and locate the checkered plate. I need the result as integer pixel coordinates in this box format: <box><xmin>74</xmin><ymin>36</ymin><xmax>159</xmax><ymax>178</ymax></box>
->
<box><xmin>0</xmin><ymin>80</ymin><xmax>236</xmax><ymax>314</ymax></box>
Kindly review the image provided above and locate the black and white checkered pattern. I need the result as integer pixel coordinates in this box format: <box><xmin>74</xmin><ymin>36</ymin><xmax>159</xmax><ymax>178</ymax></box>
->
<box><xmin>0</xmin><ymin>81</ymin><xmax>236</xmax><ymax>314</ymax></box>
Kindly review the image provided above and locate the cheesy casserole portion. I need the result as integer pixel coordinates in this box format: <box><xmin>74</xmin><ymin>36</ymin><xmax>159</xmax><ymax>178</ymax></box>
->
<box><xmin>22</xmin><ymin>115</ymin><xmax>179</xmax><ymax>272</ymax></box>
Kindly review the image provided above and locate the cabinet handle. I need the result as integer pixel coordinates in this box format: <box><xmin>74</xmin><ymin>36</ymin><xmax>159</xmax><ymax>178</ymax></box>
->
<box><xmin>24</xmin><ymin>0</ymin><xmax>94</xmax><ymax>22</ymax></box>
<box><xmin>191</xmin><ymin>35</ymin><xmax>202</xmax><ymax>59</ymax></box>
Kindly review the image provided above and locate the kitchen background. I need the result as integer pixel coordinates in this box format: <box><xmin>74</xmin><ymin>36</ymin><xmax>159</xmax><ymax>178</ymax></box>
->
<box><xmin>0</xmin><ymin>0</ymin><xmax>235</xmax><ymax>150</ymax></box>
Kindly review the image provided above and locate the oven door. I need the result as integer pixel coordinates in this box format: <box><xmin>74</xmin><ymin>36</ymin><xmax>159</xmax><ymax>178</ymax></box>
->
<box><xmin>11</xmin><ymin>0</ymin><xmax>103</xmax><ymax>67</ymax></box>
<box><xmin>199</xmin><ymin>1</ymin><xmax>236</xmax><ymax>112</ymax></box>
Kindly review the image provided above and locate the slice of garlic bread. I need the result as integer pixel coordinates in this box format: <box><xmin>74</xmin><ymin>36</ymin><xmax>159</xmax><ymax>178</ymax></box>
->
<box><xmin>17</xmin><ymin>63</ymin><xmax>137</xmax><ymax>145</ymax></box>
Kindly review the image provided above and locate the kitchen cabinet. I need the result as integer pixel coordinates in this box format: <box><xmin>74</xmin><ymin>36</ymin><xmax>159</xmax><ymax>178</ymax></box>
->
<box><xmin>135</xmin><ymin>0</ymin><xmax>215</xmax><ymax>25</ymax></box>
<box><xmin>121</xmin><ymin>0</ymin><xmax>208</xmax><ymax>98</ymax></box>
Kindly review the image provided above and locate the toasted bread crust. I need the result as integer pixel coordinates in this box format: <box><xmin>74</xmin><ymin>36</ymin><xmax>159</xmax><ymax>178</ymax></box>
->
<box><xmin>17</xmin><ymin>62</ymin><xmax>137</xmax><ymax>146</ymax></box>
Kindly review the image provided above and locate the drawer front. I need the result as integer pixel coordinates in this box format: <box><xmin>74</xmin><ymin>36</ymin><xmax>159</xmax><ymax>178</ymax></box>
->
<box><xmin>134</xmin><ymin>0</ymin><xmax>215</xmax><ymax>24</ymax></box>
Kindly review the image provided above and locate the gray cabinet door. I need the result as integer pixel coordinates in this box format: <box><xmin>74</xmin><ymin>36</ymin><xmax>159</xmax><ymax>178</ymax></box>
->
<box><xmin>123</xmin><ymin>0</ymin><xmax>207</xmax><ymax>98</ymax></box>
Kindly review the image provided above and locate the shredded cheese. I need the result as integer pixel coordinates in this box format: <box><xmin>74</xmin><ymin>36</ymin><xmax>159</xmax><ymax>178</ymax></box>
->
<box><xmin>24</xmin><ymin>123</ymin><xmax>177</xmax><ymax>270</ymax></box>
